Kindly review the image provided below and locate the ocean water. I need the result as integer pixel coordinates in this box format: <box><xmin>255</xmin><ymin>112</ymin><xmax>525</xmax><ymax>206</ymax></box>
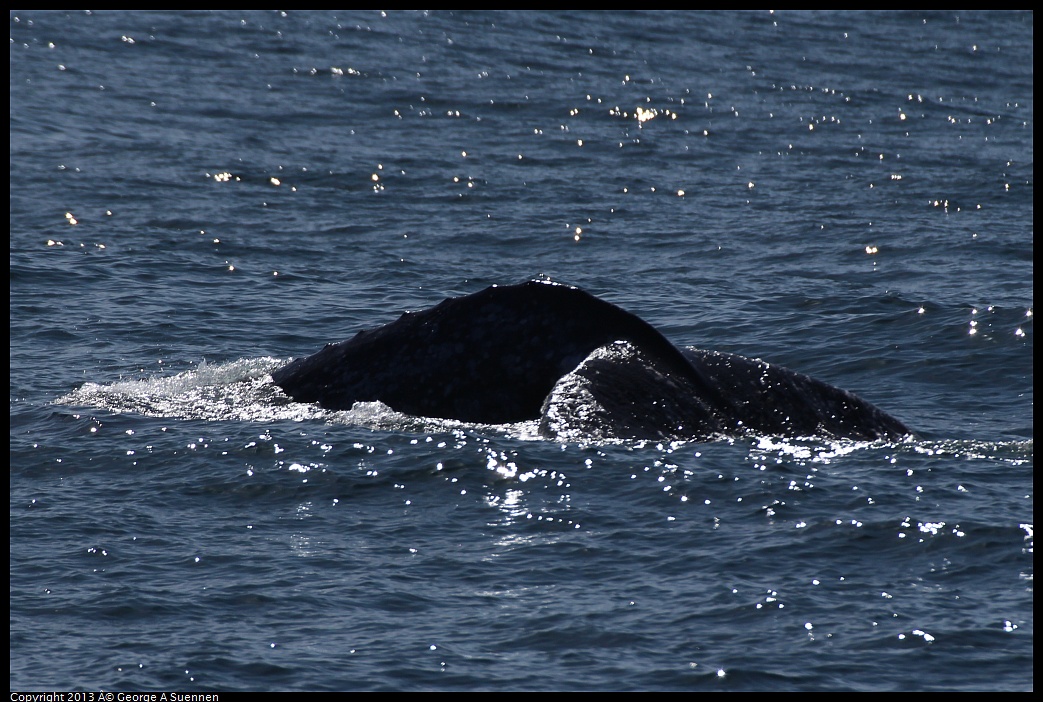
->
<box><xmin>9</xmin><ymin>10</ymin><xmax>1032</xmax><ymax>691</ymax></box>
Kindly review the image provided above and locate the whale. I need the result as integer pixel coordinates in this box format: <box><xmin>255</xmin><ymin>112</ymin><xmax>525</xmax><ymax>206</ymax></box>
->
<box><xmin>271</xmin><ymin>280</ymin><xmax>912</xmax><ymax>442</ymax></box>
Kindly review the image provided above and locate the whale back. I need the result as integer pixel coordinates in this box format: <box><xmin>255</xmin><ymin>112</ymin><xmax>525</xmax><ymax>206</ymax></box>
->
<box><xmin>272</xmin><ymin>280</ymin><xmax>912</xmax><ymax>441</ymax></box>
<box><xmin>272</xmin><ymin>280</ymin><xmax>709</xmax><ymax>424</ymax></box>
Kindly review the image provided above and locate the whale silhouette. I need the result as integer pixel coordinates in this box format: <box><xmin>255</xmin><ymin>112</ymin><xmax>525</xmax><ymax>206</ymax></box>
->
<box><xmin>271</xmin><ymin>280</ymin><xmax>912</xmax><ymax>442</ymax></box>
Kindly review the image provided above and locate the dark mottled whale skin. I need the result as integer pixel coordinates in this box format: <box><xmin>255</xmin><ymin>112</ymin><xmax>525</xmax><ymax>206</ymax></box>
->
<box><xmin>272</xmin><ymin>280</ymin><xmax>912</xmax><ymax>442</ymax></box>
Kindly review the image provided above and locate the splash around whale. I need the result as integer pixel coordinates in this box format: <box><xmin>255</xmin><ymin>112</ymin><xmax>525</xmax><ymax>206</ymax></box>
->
<box><xmin>271</xmin><ymin>280</ymin><xmax>912</xmax><ymax>442</ymax></box>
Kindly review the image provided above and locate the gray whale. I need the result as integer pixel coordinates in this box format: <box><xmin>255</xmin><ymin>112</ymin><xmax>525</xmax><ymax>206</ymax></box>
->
<box><xmin>271</xmin><ymin>280</ymin><xmax>912</xmax><ymax>441</ymax></box>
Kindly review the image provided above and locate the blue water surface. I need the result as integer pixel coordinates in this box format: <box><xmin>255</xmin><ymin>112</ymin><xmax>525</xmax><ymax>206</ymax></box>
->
<box><xmin>10</xmin><ymin>10</ymin><xmax>1032</xmax><ymax>691</ymax></box>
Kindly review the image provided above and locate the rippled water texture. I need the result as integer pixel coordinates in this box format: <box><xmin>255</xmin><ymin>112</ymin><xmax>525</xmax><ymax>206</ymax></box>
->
<box><xmin>10</xmin><ymin>10</ymin><xmax>1032</xmax><ymax>691</ymax></box>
